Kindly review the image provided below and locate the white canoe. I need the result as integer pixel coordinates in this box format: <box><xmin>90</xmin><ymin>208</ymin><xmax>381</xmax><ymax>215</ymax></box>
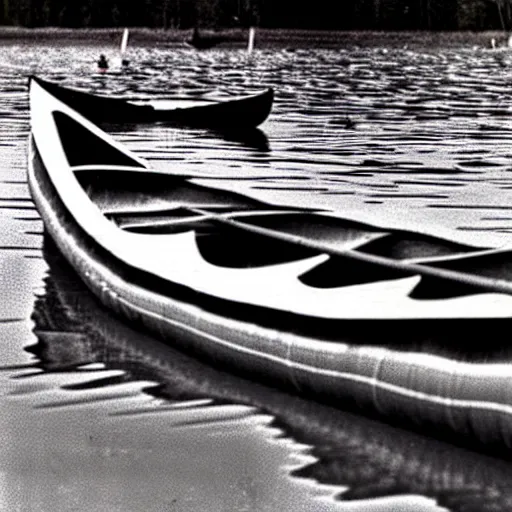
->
<box><xmin>28</xmin><ymin>76</ymin><xmax>512</xmax><ymax>451</ymax></box>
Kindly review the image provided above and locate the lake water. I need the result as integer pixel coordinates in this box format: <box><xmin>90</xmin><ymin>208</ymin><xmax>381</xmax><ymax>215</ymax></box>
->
<box><xmin>2</xmin><ymin>39</ymin><xmax>512</xmax><ymax>511</ymax></box>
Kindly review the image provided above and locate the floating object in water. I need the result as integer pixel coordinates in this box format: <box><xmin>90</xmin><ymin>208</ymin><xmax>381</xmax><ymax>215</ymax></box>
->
<box><xmin>97</xmin><ymin>54</ymin><xmax>109</xmax><ymax>73</ymax></box>
<box><xmin>343</xmin><ymin>116</ymin><xmax>356</xmax><ymax>129</ymax></box>
<box><xmin>30</xmin><ymin>75</ymin><xmax>273</xmax><ymax>128</ymax></box>
<box><xmin>28</xmin><ymin>75</ymin><xmax>512</xmax><ymax>455</ymax></box>
<box><xmin>187</xmin><ymin>27</ymin><xmax>226</xmax><ymax>50</ymax></box>
<box><xmin>330</xmin><ymin>116</ymin><xmax>356</xmax><ymax>129</ymax></box>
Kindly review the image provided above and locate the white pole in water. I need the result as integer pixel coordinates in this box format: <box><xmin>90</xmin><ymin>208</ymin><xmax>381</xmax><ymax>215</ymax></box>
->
<box><xmin>121</xmin><ymin>28</ymin><xmax>129</xmax><ymax>56</ymax></box>
<box><xmin>247</xmin><ymin>27</ymin><xmax>255</xmax><ymax>54</ymax></box>
<box><xmin>120</xmin><ymin>28</ymin><xmax>130</xmax><ymax>67</ymax></box>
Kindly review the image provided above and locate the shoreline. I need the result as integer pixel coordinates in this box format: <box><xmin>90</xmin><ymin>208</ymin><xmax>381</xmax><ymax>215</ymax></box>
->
<box><xmin>0</xmin><ymin>26</ymin><xmax>507</xmax><ymax>49</ymax></box>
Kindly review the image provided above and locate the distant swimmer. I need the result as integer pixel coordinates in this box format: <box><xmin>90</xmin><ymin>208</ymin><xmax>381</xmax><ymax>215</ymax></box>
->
<box><xmin>97</xmin><ymin>54</ymin><xmax>109</xmax><ymax>72</ymax></box>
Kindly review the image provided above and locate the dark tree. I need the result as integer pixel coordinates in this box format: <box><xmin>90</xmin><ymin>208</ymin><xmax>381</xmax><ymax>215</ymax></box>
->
<box><xmin>3</xmin><ymin>0</ymin><xmax>508</xmax><ymax>30</ymax></box>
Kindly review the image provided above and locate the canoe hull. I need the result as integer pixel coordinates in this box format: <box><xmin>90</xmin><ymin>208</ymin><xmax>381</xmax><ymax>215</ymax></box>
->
<box><xmin>30</xmin><ymin>76</ymin><xmax>274</xmax><ymax>128</ymax></box>
<box><xmin>28</xmin><ymin>136</ymin><xmax>512</xmax><ymax>454</ymax></box>
<box><xmin>33</xmin><ymin>242</ymin><xmax>512</xmax><ymax>505</ymax></box>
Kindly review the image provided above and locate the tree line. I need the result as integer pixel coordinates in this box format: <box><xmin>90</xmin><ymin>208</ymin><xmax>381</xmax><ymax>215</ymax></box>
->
<box><xmin>1</xmin><ymin>0</ymin><xmax>512</xmax><ymax>31</ymax></box>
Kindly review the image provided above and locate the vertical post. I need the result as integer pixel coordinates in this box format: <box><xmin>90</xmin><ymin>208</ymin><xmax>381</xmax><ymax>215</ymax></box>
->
<box><xmin>121</xmin><ymin>28</ymin><xmax>129</xmax><ymax>54</ymax></box>
<box><xmin>120</xmin><ymin>28</ymin><xmax>129</xmax><ymax>68</ymax></box>
<box><xmin>247</xmin><ymin>26</ymin><xmax>255</xmax><ymax>54</ymax></box>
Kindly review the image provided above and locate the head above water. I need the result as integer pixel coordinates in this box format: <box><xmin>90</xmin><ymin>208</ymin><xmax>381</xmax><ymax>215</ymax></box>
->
<box><xmin>98</xmin><ymin>54</ymin><xmax>109</xmax><ymax>68</ymax></box>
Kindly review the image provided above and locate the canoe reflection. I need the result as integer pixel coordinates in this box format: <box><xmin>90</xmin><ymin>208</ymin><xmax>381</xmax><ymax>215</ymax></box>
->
<box><xmin>101</xmin><ymin>121</ymin><xmax>270</xmax><ymax>151</ymax></box>
<box><xmin>28</xmin><ymin>236</ymin><xmax>512</xmax><ymax>511</ymax></box>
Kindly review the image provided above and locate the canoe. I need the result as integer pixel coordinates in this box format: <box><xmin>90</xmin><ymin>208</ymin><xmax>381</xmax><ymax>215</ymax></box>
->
<box><xmin>186</xmin><ymin>27</ymin><xmax>227</xmax><ymax>50</ymax></box>
<box><xmin>28</xmin><ymin>76</ymin><xmax>512</xmax><ymax>453</ymax></box>
<box><xmin>30</xmin><ymin>75</ymin><xmax>274</xmax><ymax>128</ymax></box>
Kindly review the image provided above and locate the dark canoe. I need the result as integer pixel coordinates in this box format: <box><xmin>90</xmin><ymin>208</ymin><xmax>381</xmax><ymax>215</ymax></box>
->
<box><xmin>30</xmin><ymin>75</ymin><xmax>274</xmax><ymax>128</ymax></box>
<box><xmin>28</xmin><ymin>76</ymin><xmax>512</xmax><ymax>454</ymax></box>
<box><xmin>186</xmin><ymin>27</ymin><xmax>227</xmax><ymax>49</ymax></box>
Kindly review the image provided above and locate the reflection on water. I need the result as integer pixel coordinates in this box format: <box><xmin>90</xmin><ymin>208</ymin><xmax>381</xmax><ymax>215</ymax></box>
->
<box><xmin>101</xmin><ymin>121</ymin><xmax>271</xmax><ymax>152</ymax></box>
<box><xmin>1</xmin><ymin>39</ymin><xmax>512</xmax><ymax>510</ymax></box>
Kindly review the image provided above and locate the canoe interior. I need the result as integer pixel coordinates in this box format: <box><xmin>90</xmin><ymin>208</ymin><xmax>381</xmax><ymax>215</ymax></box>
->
<box><xmin>32</xmin><ymin>80</ymin><xmax>512</xmax><ymax>322</ymax></box>
<box><xmin>34</xmin><ymin>77</ymin><xmax>155</xmax><ymax>123</ymax></box>
<box><xmin>54</xmin><ymin>111</ymin><xmax>144</xmax><ymax>168</ymax></box>
<box><xmin>156</xmin><ymin>88</ymin><xmax>273</xmax><ymax>128</ymax></box>
<box><xmin>72</xmin><ymin>164</ymin><xmax>512</xmax><ymax>301</ymax></box>
<box><xmin>47</xmin><ymin>111</ymin><xmax>512</xmax><ymax>308</ymax></box>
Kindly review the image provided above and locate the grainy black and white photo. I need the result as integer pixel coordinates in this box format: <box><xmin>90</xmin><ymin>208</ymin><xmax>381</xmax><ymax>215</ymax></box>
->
<box><xmin>1</xmin><ymin>1</ymin><xmax>512</xmax><ymax>511</ymax></box>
